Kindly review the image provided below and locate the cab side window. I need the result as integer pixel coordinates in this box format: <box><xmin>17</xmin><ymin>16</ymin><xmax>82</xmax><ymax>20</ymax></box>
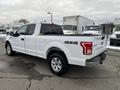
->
<box><xmin>16</xmin><ymin>25</ymin><xmax>27</xmax><ymax>35</ymax></box>
<box><xmin>26</xmin><ymin>24</ymin><xmax>36</xmax><ymax>35</ymax></box>
<box><xmin>40</xmin><ymin>24</ymin><xmax>63</xmax><ymax>34</ymax></box>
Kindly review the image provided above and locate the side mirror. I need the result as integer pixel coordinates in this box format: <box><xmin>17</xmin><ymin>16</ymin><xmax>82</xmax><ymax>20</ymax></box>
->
<box><xmin>6</xmin><ymin>32</ymin><xmax>10</xmax><ymax>35</ymax></box>
<box><xmin>10</xmin><ymin>31</ymin><xmax>14</xmax><ymax>36</ymax></box>
<box><xmin>10</xmin><ymin>31</ymin><xmax>20</xmax><ymax>37</ymax></box>
<box><xmin>14</xmin><ymin>32</ymin><xmax>20</xmax><ymax>37</ymax></box>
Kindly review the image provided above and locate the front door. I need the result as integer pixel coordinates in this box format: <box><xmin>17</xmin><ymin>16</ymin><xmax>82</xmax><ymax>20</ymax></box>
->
<box><xmin>12</xmin><ymin>25</ymin><xmax>27</xmax><ymax>53</ymax></box>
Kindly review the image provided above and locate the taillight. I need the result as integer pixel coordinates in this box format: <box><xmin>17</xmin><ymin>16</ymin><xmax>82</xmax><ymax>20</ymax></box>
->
<box><xmin>81</xmin><ymin>42</ymin><xmax>93</xmax><ymax>55</ymax></box>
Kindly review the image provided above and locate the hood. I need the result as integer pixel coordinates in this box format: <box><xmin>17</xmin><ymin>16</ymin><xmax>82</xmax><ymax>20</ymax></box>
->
<box><xmin>114</xmin><ymin>31</ymin><xmax>120</xmax><ymax>34</ymax></box>
<box><xmin>63</xmin><ymin>30</ymin><xmax>75</xmax><ymax>34</ymax></box>
<box><xmin>83</xmin><ymin>31</ymin><xmax>102</xmax><ymax>35</ymax></box>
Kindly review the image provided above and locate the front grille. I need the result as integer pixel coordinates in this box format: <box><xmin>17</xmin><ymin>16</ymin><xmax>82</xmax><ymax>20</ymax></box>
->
<box><xmin>116</xmin><ymin>34</ymin><xmax>120</xmax><ymax>38</ymax></box>
<box><xmin>110</xmin><ymin>38</ymin><xmax>120</xmax><ymax>46</ymax></box>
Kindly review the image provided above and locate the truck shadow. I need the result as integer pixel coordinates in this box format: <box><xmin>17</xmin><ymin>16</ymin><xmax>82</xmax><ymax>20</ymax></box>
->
<box><xmin>0</xmin><ymin>52</ymin><xmax>118</xmax><ymax>80</ymax></box>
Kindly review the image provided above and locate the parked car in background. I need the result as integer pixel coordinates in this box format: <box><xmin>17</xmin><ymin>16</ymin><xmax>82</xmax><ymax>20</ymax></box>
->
<box><xmin>0</xmin><ymin>29</ymin><xmax>6</xmax><ymax>38</ymax></box>
<box><xmin>6</xmin><ymin>22</ymin><xmax>23</xmax><ymax>36</ymax></box>
<box><xmin>103</xmin><ymin>19</ymin><xmax>120</xmax><ymax>50</ymax></box>
<box><xmin>82</xmin><ymin>25</ymin><xmax>103</xmax><ymax>35</ymax></box>
<box><xmin>109</xmin><ymin>25</ymin><xmax>120</xmax><ymax>46</ymax></box>
<box><xmin>108</xmin><ymin>18</ymin><xmax>120</xmax><ymax>47</ymax></box>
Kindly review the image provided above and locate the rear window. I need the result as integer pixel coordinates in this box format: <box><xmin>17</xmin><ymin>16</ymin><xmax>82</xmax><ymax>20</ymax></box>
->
<box><xmin>40</xmin><ymin>24</ymin><xmax>63</xmax><ymax>35</ymax></box>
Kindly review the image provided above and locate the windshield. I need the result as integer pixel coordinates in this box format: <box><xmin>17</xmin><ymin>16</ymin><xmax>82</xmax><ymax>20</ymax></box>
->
<box><xmin>63</xmin><ymin>25</ymin><xmax>77</xmax><ymax>31</ymax></box>
<box><xmin>85</xmin><ymin>26</ymin><xmax>103</xmax><ymax>31</ymax></box>
<box><xmin>115</xmin><ymin>26</ymin><xmax>120</xmax><ymax>31</ymax></box>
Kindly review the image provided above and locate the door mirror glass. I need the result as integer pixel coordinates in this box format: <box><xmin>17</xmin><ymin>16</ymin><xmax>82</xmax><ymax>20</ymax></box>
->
<box><xmin>14</xmin><ymin>32</ymin><xmax>20</xmax><ymax>37</ymax></box>
<box><xmin>9</xmin><ymin>31</ymin><xmax>14</xmax><ymax>36</ymax></box>
<box><xmin>10</xmin><ymin>31</ymin><xmax>20</xmax><ymax>37</ymax></box>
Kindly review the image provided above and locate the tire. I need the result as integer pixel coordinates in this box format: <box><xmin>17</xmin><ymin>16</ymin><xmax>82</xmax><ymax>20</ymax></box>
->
<box><xmin>48</xmin><ymin>52</ymin><xmax>69</xmax><ymax>76</ymax></box>
<box><xmin>5</xmin><ymin>43</ymin><xmax>15</xmax><ymax>56</ymax></box>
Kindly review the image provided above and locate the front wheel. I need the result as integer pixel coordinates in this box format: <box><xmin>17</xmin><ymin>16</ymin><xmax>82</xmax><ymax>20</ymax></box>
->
<box><xmin>5</xmin><ymin>43</ymin><xmax>15</xmax><ymax>56</ymax></box>
<box><xmin>48</xmin><ymin>52</ymin><xmax>69</xmax><ymax>76</ymax></box>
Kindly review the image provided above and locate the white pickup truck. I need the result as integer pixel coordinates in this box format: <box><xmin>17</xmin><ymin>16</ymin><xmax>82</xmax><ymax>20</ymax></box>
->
<box><xmin>5</xmin><ymin>23</ymin><xmax>107</xmax><ymax>76</ymax></box>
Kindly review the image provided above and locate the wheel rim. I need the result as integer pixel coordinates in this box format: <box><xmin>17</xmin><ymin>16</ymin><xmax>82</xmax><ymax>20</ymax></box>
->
<box><xmin>51</xmin><ymin>57</ymin><xmax>62</xmax><ymax>72</ymax></box>
<box><xmin>7</xmin><ymin>45</ymin><xmax>11</xmax><ymax>54</ymax></box>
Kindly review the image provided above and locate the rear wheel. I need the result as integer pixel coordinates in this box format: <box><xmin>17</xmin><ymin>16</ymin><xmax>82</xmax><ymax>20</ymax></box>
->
<box><xmin>6</xmin><ymin>43</ymin><xmax>15</xmax><ymax>56</ymax></box>
<box><xmin>48</xmin><ymin>52</ymin><xmax>69</xmax><ymax>76</ymax></box>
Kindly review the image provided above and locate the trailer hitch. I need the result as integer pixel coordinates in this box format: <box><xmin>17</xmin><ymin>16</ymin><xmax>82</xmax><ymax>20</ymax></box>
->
<box><xmin>100</xmin><ymin>60</ymin><xmax>103</xmax><ymax>64</ymax></box>
<box><xmin>99</xmin><ymin>52</ymin><xmax>106</xmax><ymax>64</ymax></box>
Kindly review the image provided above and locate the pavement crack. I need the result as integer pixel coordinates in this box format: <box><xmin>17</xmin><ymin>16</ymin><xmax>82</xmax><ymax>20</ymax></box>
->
<box><xmin>26</xmin><ymin>77</ymin><xmax>32</xmax><ymax>90</ymax></box>
<box><xmin>116</xmin><ymin>65</ymin><xmax>120</xmax><ymax>77</ymax></box>
<box><xmin>0</xmin><ymin>77</ymin><xmax>28</xmax><ymax>79</ymax></box>
<box><xmin>62</xmin><ymin>76</ymin><xmax>120</xmax><ymax>80</ymax></box>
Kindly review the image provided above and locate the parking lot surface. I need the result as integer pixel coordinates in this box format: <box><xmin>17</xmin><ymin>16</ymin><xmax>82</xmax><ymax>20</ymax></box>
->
<box><xmin>0</xmin><ymin>38</ymin><xmax>120</xmax><ymax>90</ymax></box>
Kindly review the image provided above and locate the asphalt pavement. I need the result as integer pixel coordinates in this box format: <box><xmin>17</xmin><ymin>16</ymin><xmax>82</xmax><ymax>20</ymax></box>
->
<box><xmin>0</xmin><ymin>38</ymin><xmax>120</xmax><ymax>90</ymax></box>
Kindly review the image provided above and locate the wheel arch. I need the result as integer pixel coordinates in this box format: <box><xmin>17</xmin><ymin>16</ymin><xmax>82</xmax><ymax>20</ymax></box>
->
<box><xmin>47</xmin><ymin>47</ymin><xmax>69</xmax><ymax>64</ymax></box>
<box><xmin>5</xmin><ymin>40</ymin><xmax>11</xmax><ymax>48</ymax></box>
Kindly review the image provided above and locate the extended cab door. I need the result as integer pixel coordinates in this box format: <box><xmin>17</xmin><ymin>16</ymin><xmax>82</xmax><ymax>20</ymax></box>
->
<box><xmin>25</xmin><ymin>24</ymin><xmax>36</xmax><ymax>55</ymax></box>
<box><xmin>12</xmin><ymin>25</ymin><xmax>27</xmax><ymax>53</ymax></box>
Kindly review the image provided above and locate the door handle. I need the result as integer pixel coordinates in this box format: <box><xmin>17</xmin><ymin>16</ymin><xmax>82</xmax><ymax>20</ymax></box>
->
<box><xmin>101</xmin><ymin>36</ymin><xmax>105</xmax><ymax>40</ymax></box>
<box><xmin>21</xmin><ymin>38</ymin><xmax>24</xmax><ymax>41</ymax></box>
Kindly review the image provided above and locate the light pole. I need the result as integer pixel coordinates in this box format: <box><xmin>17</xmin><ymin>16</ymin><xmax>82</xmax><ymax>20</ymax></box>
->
<box><xmin>47</xmin><ymin>12</ymin><xmax>53</xmax><ymax>24</ymax></box>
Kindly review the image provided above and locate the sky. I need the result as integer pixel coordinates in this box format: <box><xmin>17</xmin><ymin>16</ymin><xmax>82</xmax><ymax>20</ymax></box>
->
<box><xmin>0</xmin><ymin>0</ymin><xmax>120</xmax><ymax>24</ymax></box>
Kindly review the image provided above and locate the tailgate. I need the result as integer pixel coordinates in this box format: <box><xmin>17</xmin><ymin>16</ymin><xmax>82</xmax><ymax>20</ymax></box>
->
<box><xmin>92</xmin><ymin>35</ymin><xmax>107</xmax><ymax>56</ymax></box>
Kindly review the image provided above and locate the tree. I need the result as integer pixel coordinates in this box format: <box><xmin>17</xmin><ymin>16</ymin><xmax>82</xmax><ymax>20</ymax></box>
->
<box><xmin>18</xmin><ymin>19</ymin><xmax>29</xmax><ymax>24</ymax></box>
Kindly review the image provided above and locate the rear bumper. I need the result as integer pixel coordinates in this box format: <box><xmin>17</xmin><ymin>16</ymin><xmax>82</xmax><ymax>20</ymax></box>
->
<box><xmin>69</xmin><ymin>50</ymin><xmax>107</xmax><ymax>67</ymax></box>
<box><xmin>87</xmin><ymin>51</ymin><xmax>106</xmax><ymax>64</ymax></box>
